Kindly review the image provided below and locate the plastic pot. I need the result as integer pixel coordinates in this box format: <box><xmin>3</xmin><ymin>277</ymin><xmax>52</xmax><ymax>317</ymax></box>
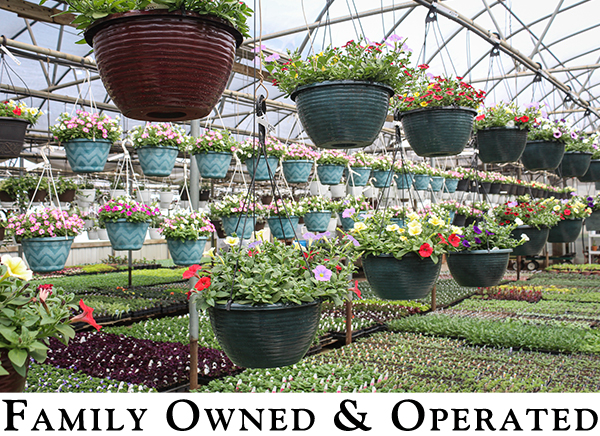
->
<box><xmin>104</xmin><ymin>219</ymin><xmax>149</xmax><ymax>251</ymax></box>
<box><xmin>167</xmin><ymin>237</ymin><xmax>208</xmax><ymax>266</ymax></box>
<box><xmin>245</xmin><ymin>156</ymin><xmax>279</xmax><ymax>182</ymax></box>
<box><xmin>578</xmin><ymin>160</ymin><xmax>600</xmax><ymax>183</ymax></box>
<box><xmin>510</xmin><ymin>226</ymin><xmax>549</xmax><ymax>257</ymax></box>
<box><xmin>137</xmin><ymin>146</ymin><xmax>179</xmax><ymax>177</ymax></box>
<box><xmin>447</xmin><ymin>249</ymin><xmax>512</xmax><ymax>287</ymax></box>
<box><xmin>303</xmin><ymin>211</ymin><xmax>332</xmax><ymax>233</ymax></box>
<box><xmin>316</xmin><ymin>164</ymin><xmax>345</xmax><ymax>185</ymax></box>
<box><xmin>267</xmin><ymin>216</ymin><xmax>299</xmax><ymax>240</ymax></box>
<box><xmin>556</xmin><ymin>151</ymin><xmax>592</xmax><ymax>178</ymax></box>
<box><xmin>221</xmin><ymin>215</ymin><xmax>256</xmax><ymax>239</ymax></box>
<box><xmin>547</xmin><ymin>218</ymin><xmax>582</xmax><ymax>243</ymax></box>
<box><xmin>21</xmin><ymin>236</ymin><xmax>74</xmax><ymax>273</ymax></box>
<box><xmin>476</xmin><ymin>127</ymin><xmax>528</xmax><ymax>163</ymax></box>
<box><xmin>63</xmin><ymin>139</ymin><xmax>112</xmax><ymax>173</ymax></box>
<box><xmin>521</xmin><ymin>141</ymin><xmax>565</xmax><ymax>171</ymax></box>
<box><xmin>281</xmin><ymin>160</ymin><xmax>313</xmax><ymax>184</ymax></box>
<box><xmin>194</xmin><ymin>151</ymin><xmax>233</xmax><ymax>179</ymax></box>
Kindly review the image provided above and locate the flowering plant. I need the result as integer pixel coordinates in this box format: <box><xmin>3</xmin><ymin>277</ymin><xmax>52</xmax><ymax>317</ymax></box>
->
<box><xmin>189</xmin><ymin>129</ymin><xmax>239</xmax><ymax>154</ymax></box>
<box><xmin>563</xmin><ymin>130</ymin><xmax>594</xmax><ymax>153</ymax></box>
<box><xmin>282</xmin><ymin>143</ymin><xmax>320</xmax><ymax>161</ymax></box>
<box><xmin>333</xmin><ymin>195</ymin><xmax>373</xmax><ymax>214</ymax></box>
<box><xmin>585</xmin><ymin>195</ymin><xmax>600</xmax><ymax>211</ymax></box>
<box><xmin>264</xmin><ymin>198</ymin><xmax>303</xmax><ymax>217</ymax></box>
<box><xmin>473</xmin><ymin>101</ymin><xmax>540</xmax><ymax>132</ymax></box>
<box><xmin>493</xmin><ymin>198</ymin><xmax>561</xmax><ymax>229</ymax></box>
<box><xmin>437</xmin><ymin>201</ymin><xmax>479</xmax><ymax>217</ymax></box>
<box><xmin>370</xmin><ymin>155</ymin><xmax>394</xmax><ymax>171</ymax></box>
<box><xmin>387</xmin><ymin>205</ymin><xmax>414</xmax><ymax>220</ymax></box>
<box><xmin>0</xmin><ymin>100</ymin><xmax>42</xmax><ymax>125</ymax></box>
<box><xmin>158</xmin><ymin>210</ymin><xmax>215</xmax><ymax>241</ymax></box>
<box><xmin>264</xmin><ymin>36</ymin><xmax>414</xmax><ymax>97</ymax></box>
<box><xmin>546</xmin><ymin>197</ymin><xmax>592</xmax><ymax>220</ymax></box>
<box><xmin>348</xmin><ymin>152</ymin><xmax>374</xmax><ymax>168</ymax></box>
<box><xmin>393</xmin><ymin>67</ymin><xmax>486</xmax><ymax>112</ymax></box>
<box><xmin>237</xmin><ymin>136</ymin><xmax>287</xmax><ymax>161</ymax></box>
<box><xmin>447</xmin><ymin>217</ymin><xmax>525</xmax><ymax>251</ymax></box>
<box><xmin>50</xmin><ymin>110</ymin><xmax>122</xmax><ymax>143</ymax></box>
<box><xmin>300</xmin><ymin>195</ymin><xmax>333</xmax><ymax>213</ymax></box>
<box><xmin>128</xmin><ymin>122</ymin><xmax>189</xmax><ymax>150</ymax></box>
<box><xmin>98</xmin><ymin>197</ymin><xmax>159</xmax><ymax>223</ymax></box>
<box><xmin>317</xmin><ymin>150</ymin><xmax>350</xmax><ymax>166</ymax></box>
<box><xmin>0</xmin><ymin>254</ymin><xmax>101</xmax><ymax>378</ymax></box>
<box><xmin>6</xmin><ymin>207</ymin><xmax>85</xmax><ymax>241</ymax></box>
<box><xmin>527</xmin><ymin>117</ymin><xmax>573</xmax><ymax>144</ymax></box>
<box><xmin>208</xmin><ymin>194</ymin><xmax>264</xmax><ymax>218</ymax></box>
<box><xmin>184</xmin><ymin>233</ymin><xmax>359</xmax><ymax>308</ymax></box>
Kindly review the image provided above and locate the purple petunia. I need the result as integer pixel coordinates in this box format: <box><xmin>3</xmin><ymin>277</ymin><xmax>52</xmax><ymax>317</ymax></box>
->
<box><xmin>342</xmin><ymin>207</ymin><xmax>356</xmax><ymax>219</ymax></box>
<box><xmin>312</xmin><ymin>265</ymin><xmax>333</xmax><ymax>282</ymax></box>
<box><xmin>485</xmin><ymin>230</ymin><xmax>494</xmax><ymax>236</ymax></box>
<box><xmin>473</xmin><ymin>226</ymin><xmax>482</xmax><ymax>235</ymax></box>
<box><xmin>474</xmin><ymin>237</ymin><xmax>482</xmax><ymax>244</ymax></box>
<box><xmin>345</xmin><ymin>234</ymin><xmax>360</xmax><ymax>247</ymax></box>
<box><xmin>462</xmin><ymin>240</ymin><xmax>471</xmax><ymax>248</ymax></box>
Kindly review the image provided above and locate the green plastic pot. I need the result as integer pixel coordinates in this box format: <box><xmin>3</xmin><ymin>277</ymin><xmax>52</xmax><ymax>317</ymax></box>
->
<box><xmin>208</xmin><ymin>301</ymin><xmax>321</xmax><ymax>368</ymax></box>
<box><xmin>400</xmin><ymin>106</ymin><xmax>477</xmax><ymax>157</ymax></box>
<box><xmin>291</xmin><ymin>80</ymin><xmax>394</xmax><ymax>149</ymax></box>
<box><xmin>362</xmin><ymin>252</ymin><xmax>442</xmax><ymax>300</ymax></box>
<box><xmin>476</xmin><ymin>127</ymin><xmax>528</xmax><ymax>164</ymax></box>
<box><xmin>521</xmin><ymin>140</ymin><xmax>565</xmax><ymax>171</ymax></box>
<box><xmin>510</xmin><ymin>226</ymin><xmax>549</xmax><ymax>257</ymax></box>
<box><xmin>556</xmin><ymin>152</ymin><xmax>592</xmax><ymax>178</ymax></box>
<box><xmin>447</xmin><ymin>249</ymin><xmax>512</xmax><ymax>288</ymax></box>
<box><xmin>547</xmin><ymin>218</ymin><xmax>582</xmax><ymax>243</ymax></box>
<box><xmin>586</xmin><ymin>210</ymin><xmax>600</xmax><ymax>231</ymax></box>
<box><xmin>578</xmin><ymin>160</ymin><xmax>600</xmax><ymax>183</ymax></box>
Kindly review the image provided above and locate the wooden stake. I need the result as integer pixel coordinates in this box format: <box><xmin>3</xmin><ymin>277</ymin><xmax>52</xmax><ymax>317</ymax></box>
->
<box><xmin>345</xmin><ymin>299</ymin><xmax>352</xmax><ymax>345</ymax></box>
<box><xmin>516</xmin><ymin>255</ymin><xmax>521</xmax><ymax>281</ymax></box>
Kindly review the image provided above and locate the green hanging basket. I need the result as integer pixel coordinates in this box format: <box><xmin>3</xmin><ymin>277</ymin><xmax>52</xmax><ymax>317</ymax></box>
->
<box><xmin>586</xmin><ymin>210</ymin><xmax>600</xmax><ymax>231</ymax></box>
<box><xmin>547</xmin><ymin>218</ymin><xmax>583</xmax><ymax>243</ymax></box>
<box><xmin>476</xmin><ymin>127</ymin><xmax>528</xmax><ymax>164</ymax></box>
<box><xmin>208</xmin><ymin>301</ymin><xmax>321</xmax><ymax>368</ymax></box>
<box><xmin>510</xmin><ymin>226</ymin><xmax>549</xmax><ymax>257</ymax></box>
<box><xmin>556</xmin><ymin>152</ymin><xmax>592</xmax><ymax>178</ymax></box>
<box><xmin>521</xmin><ymin>141</ymin><xmax>565</xmax><ymax>171</ymax></box>
<box><xmin>399</xmin><ymin>106</ymin><xmax>477</xmax><ymax>157</ymax></box>
<box><xmin>447</xmin><ymin>249</ymin><xmax>512</xmax><ymax>288</ymax></box>
<box><xmin>578</xmin><ymin>160</ymin><xmax>600</xmax><ymax>183</ymax></box>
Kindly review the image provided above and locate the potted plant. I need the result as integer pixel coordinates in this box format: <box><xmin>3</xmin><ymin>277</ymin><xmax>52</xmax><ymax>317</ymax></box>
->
<box><xmin>473</xmin><ymin>101</ymin><xmax>539</xmax><ymax>163</ymax></box>
<box><xmin>21</xmin><ymin>175</ymin><xmax>48</xmax><ymax>203</ymax></box>
<box><xmin>60</xmin><ymin>0</ymin><xmax>252</xmax><ymax>121</ymax></box>
<box><xmin>522</xmin><ymin>117</ymin><xmax>570</xmax><ymax>171</ymax></box>
<box><xmin>264</xmin><ymin>198</ymin><xmax>303</xmax><ymax>240</ymax></box>
<box><xmin>350</xmin><ymin>210</ymin><xmax>457</xmax><ymax>300</ymax></box>
<box><xmin>0</xmin><ymin>100</ymin><xmax>43</xmax><ymax>158</ymax></box>
<box><xmin>50</xmin><ymin>111</ymin><xmax>122</xmax><ymax>173</ymax></box>
<box><xmin>186</xmin><ymin>232</ymin><xmax>358</xmax><ymax>368</ymax></box>
<box><xmin>316</xmin><ymin>150</ymin><xmax>350</xmax><ymax>185</ymax></box>
<box><xmin>110</xmin><ymin>179</ymin><xmax>127</xmax><ymax>198</ymax></box>
<box><xmin>189</xmin><ymin>129</ymin><xmax>238</xmax><ymax>179</ymax></box>
<box><xmin>6</xmin><ymin>207</ymin><xmax>85</xmax><ymax>272</ymax></box>
<box><xmin>98</xmin><ymin>198</ymin><xmax>159</xmax><ymax>251</ymax></box>
<box><xmin>546</xmin><ymin>196</ymin><xmax>591</xmax><ymax>243</ymax></box>
<box><xmin>0</xmin><ymin>255</ymin><xmax>101</xmax><ymax>392</ymax></box>
<box><xmin>335</xmin><ymin>195</ymin><xmax>373</xmax><ymax>231</ymax></box>
<box><xmin>411</xmin><ymin>163</ymin><xmax>433</xmax><ymax>191</ymax></box>
<box><xmin>129</xmin><ymin>123</ymin><xmax>188</xmax><ymax>177</ymax></box>
<box><xmin>299</xmin><ymin>195</ymin><xmax>332</xmax><ymax>233</ymax></box>
<box><xmin>97</xmin><ymin>219</ymin><xmax>108</xmax><ymax>240</ymax></box>
<box><xmin>281</xmin><ymin>143</ymin><xmax>319</xmax><ymax>184</ymax></box>
<box><xmin>446</xmin><ymin>217</ymin><xmax>526</xmax><ymax>287</ymax></box>
<box><xmin>442</xmin><ymin>170</ymin><xmax>461</xmax><ymax>194</ymax></box>
<box><xmin>394</xmin><ymin>66</ymin><xmax>486</xmax><ymax>157</ymax></box>
<box><xmin>148</xmin><ymin>213</ymin><xmax>164</xmax><ymax>240</ymax></box>
<box><xmin>428</xmin><ymin>167</ymin><xmax>445</xmax><ymax>192</ymax></box>
<box><xmin>556</xmin><ymin>131</ymin><xmax>593</xmax><ymax>178</ymax></box>
<box><xmin>393</xmin><ymin>161</ymin><xmax>416</xmax><ymax>191</ymax></box>
<box><xmin>347</xmin><ymin>152</ymin><xmax>373</xmax><ymax>187</ymax></box>
<box><xmin>159</xmin><ymin>210</ymin><xmax>215</xmax><ymax>265</ymax></box>
<box><xmin>578</xmin><ymin>136</ymin><xmax>600</xmax><ymax>182</ymax></box>
<box><xmin>209</xmin><ymin>194</ymin><xmax>264</xmax><ymax>239</ymax></box>
<box><xmin>56</xmin><ymin>177</ymin><xmax>79</xmax><ymax>203</ymax></box>
<box><xmin>76</xmin><ymin>180</ymin><xmax>96</xmax><ymax>207</ymax></box>
<box><xmin>199</xmin><ymin>182</ymin><xmax>211</xmax><ymax>202</ymax></box>
<box><xmin>238</xmin><ymin>137</ymin><xmax>286</xmax><ymax>182</ymax></box>
<box><xmin>370</xmin><ymin>155</ymin><xmax>395</xmax><ymax>188</ymax></box>
<box><xmin>585</xmin><ymin>195</ymin><xmax>600</xmax><ymax>231</ymax></box>
<box><xmin>265</xmin><ymin>36</ymin><xmax>413</xmax><ymax>149</ymax></box>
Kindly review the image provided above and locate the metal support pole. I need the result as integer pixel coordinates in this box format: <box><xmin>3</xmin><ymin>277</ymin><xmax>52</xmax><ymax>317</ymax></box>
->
<box><xmin>128</xmin><ymin>250</ymin><xmax>132</xmax><ymax>287</ymax></box>
<box><xmin>189</xmin><ymin>276</ymin><xmax>199</xmax><ymax>390</ymax></box>
<box><xmin>190</xmin><ymin>120</ymin><xmax>200</xmax><ymax>211</ymax></box>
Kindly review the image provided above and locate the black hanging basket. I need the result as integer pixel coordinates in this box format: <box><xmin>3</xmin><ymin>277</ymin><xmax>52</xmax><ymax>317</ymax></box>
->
<box><xmin>521</xmin><ymin>140</ymin><xmax>565</xmax><ymax>171</ymax></box>
<box><xmin>578</xmin><ymin>160</ymin><xmax>600</xmax><ymax>183</ymax></box>
<box><xmin>556</xmin><ymin>152</ymin><xmax>592</xmax><ymax>178</ymax></box>
<box><xmin>510</xmin><ymin>226</ymin><xmax>549</xmax><ymax>257</ymax></box>
<box><xmin>447</xmin><ymin>249</ymin><xmax>512</xmax><ymax>288</ymax></box>
<box><xmin>547</xmin><ymin>218</ymin><xmax>583</xmax><ymax>243</ymax></box>
<box><xmin>476</xmin><ymin>127</ymin><xmax>528</xmax><ymax>164</ymax></box>
<box><xmin>0</xmin><ymin>117</ymin><xmax>29</xmax><ymax>158</ymax></box>
<box><xmin>586</xmin><ymin>210</ymin><xmax>600</xmax><ymax>231</ymax></box>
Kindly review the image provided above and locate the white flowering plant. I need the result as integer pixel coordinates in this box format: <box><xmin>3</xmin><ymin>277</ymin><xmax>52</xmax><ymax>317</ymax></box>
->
<box><xmin>527</xmin><ymin>117</ymin><xmax>573</xmax><ymax>144</ymax></box>
<box><xmin>50</xmin><ymin>110</ymin><xmax>122</xmax><ymax>143</ymax></box>
<box><xmin>159</xmin><ymin>210</ymin><xmax>215</xmax><ymax>241</ymax></box>
<box><xmin>333</xmin><ymin>195</ymin><xmax>373</xmax><ymax>214</ymax></box>
<box><xmin>0</xmin><ymin>100</ymin><xmax>42</xmax><ymax>125</ymax></box>
<box><xmin>545</xmin><ymin>196</ymin><xmax>592</xmax><ymax>220</ymax></box>
<box><xmin>370</xmin><ymin>155</ymin><xmax>394</xmax><ymax>171</ymax></box>
<box><xmin>6</xmin><ymin>207</ymin><xmax>85</xmax><ymax>242</ymax></box>
<box><xmin>316</xmin><ymin>150</ymin><xmax>350</xmax><ymax>166</ymax></box>
<box><xmin>237</xmin><ymin>136</ymin><xmax>287</xmax><ymax>161</ymax></box>
<box><xmin>208</xmin><ymin>194</ymin><xmax>264</xmax><ymax>218</ymax></box>
<box><xmin>281</xmin><ymin>143</ymin><xmax>320</xmax><ymax>161</ymax></box>
<box><xmin>300</xmin><ymin>195</ymin><xmax>333</xmax><ymax>213</ymax></box>
<box><xmin>348</xmin><ymin>152</ymin><xmax>374</xmax><ymax>168</ymax></box>
<box><xmin>128</xmin><ymin>122</ymin><xmax>189</xmax><ymax>150</ymax></box>
<box><xmin>264</xmin><ymin>198</ymin><xmax>303</xmax><ymax>217</ymax></box>
<box><xmin>493</xmin><ymin>198</ymin><xmax>561</xmax><ymax>229</ymax></box>
<box><xmin>189</xmin><ymin>129</ymin><xmax>239</xmax><ymax>154</ymax></box>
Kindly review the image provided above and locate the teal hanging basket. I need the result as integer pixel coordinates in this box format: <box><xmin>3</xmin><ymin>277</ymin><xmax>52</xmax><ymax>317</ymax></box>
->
<box><xmin>510</xmin><ymin>226</ymin><xmax>549</xmax><ymax>257</ymax></box>
<box><xmin>447</xmin><ymin>249</ymin><xmax>512</xmax><ymax>288</ymax></box>
<box><xmin>556</xmin><ymin>152</ymin><xmax>592</xmax><ymax>178</ymax></box>
<box><xmin>430</xmin><ymin>176</ymin><xmax>444</xmax><ymax>192</ymax></box>
<box><xmin>362</xmin><ymin>252</ymin><xmax>442</xmax><ymax>300</ymax></box>
<box><xmin>268</xmin><ymin>216</ymin><xmax>299</xmax><ymax>239</ymax></box>
<box><xmin>245</xmin><ymin>156</ymin><xmax>279</xmax><ymax>181</ymax></box>
<box><xmin>63</xmin><ymin>138</ymin><xmax>112</xmax><ymax>173</ymax></box>
<box><xmin>167</xmin><ymin>237</ymin><xmax>208</xmax><ymax>266</ymax></box>
<box><xmin>317</xmin><ymin>164</ymin><xmax>345</xmax><ymax>185</ymax></box>
<box><xmin>521</xmin><ymin>141</ymin><xmax>565</xmax><ymax>171</ymax></box>
<box><xmin>104</xmin><ymin>219</ymin><xmax>149</xmax><ymax>251</ymax></box>
<box><xmin>208</xmin><ymin>301</ymin><xmax>321</xmax><ymax>368</ymax></box>
<box><xmin>21</xmin><ymin>236</ymin><xmax>74</xmax><ymax>273</ymax></box>
<box><xmin>413</xmin><ymin>174</ymin><xmax>431</xmax><ymax>190</ymax></box>
<box><xmin>221</xmin><ymin>215</ymin><xmax>255</xmax><ymax>239</ymax></box>
<box><xmin>291</xmin><ymin>80</ymin><xmax>394</xmax><ymax>149</ymax></box>
<box><xmin>395</xmin><ymin>173</ymin><xmax>414</xmax><ymax>190</ymax></box>
<box><xmin>476</xmin><ymin>127</ymin><xmax>528</xmax><ymax>164</ymax></box>
<box><xmin>400</xmin><ymin>107</ymin><xmax>477</xmax><ymax>157</ymax></box>
<box><xmin>578</xmin><ymin>160</ymin><xmax>600</xmax><ymax>183</ymax></box>
<box><xmin>338</xmin><ymin>211</ymin><xmax>368</xmax><ymax>231</ymax></box>
<box><xmin>547</xmin><ymin>218</ymin><xmax>583</xmax><ymax>243</ymax></box>
<box><xmin>348</xmin><ymin>167</ymin><xmax>372</xmax><ymax>186</ymax></box>
<box><xmin>137</xmin><ymin>145</ymin><xmax>179</xmax><ymax>177</ymax></box>
<box><xmin>444</xmin><ymin>178</ymin><xmax>459</xmax><ymax>193</ymax></box>
<box><xmin>304</xmin><ymin>211</ymin><xmax>331</xmax><ymax>233</ymax></box>
<box><xmin>194</xmin><ymin>151</ymin><xmax>233</xmax><ymax>179</ymax></box>
<box><xmin>372</xmin><ymin>170</ymin><xmax>394</xmax><ymax>188</ymax></box>
<box><xmin>390</xmin><ymin>218</ymin><xmax>405</xmax><ymax>227</ymax></box>
<box><xmin>281</xmin><ymin>160</ymin><xmax>314</xmax><ymax>184</ymax></box>
<box><xmin>586</xmin><ymin>210</ymin><xmax>600</xmax><ymax>231</ymax></box>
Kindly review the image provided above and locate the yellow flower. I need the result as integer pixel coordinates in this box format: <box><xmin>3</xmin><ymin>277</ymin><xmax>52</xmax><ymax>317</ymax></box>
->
<box><xmin>408</xmin><ymin>223</ymin><xmax>422</xmax><ymax>236</ymax></box>
<box><xmin>352</xmin><ymin>222</ymin><xmax>367</xmax><ymax>232</ymax></box>
<box><xmin>294</xmin><ymin>73</ymin><xmax>299</xmax><ymax>79</ymax></box>
<box><xmin>255</xmin><ymin>229</ymin><xmax>267</xmax><ymax>241</ymax></box>
<box><xmin>420</xmin><ymin>102</ymin><xmax>428</xmax><ymax>107</ymax></box>
<box><xmin>321</xmin><ymin>66</ymin><xmax>326</xmax><ymax>71</ymax></box>
<box><xmin>428</xmin><ymin>215</ymin><xmax>444</xmax><ymax>227</ymax></box>
<box><xmin>414</xmin><ymin>92</ymin><xmax>420</xmax><ymax>97</ymax></box>
<box><xmin>400</xmin><ymin>236</ymin><xmax>408</xmax><ymax>241</ymax></box>
<box><xmin>224</xmin><ymin>236</ymin><xmax>240</xmax><ymax>247</ymax></box>
<box><xmin>292</xmin><ymin>241</ymin><xmax>302</xmax><ymax>250</ymax></box>
<box><xmin>203</xmin><ymin>247</ymin><xmax>215</xmax><ymax>258</ymax></box>
<box><xmin>386</xmin><ymin>224</ymin><xmax>400</xmax><ymax>232</ymax></box>
<box><xmin>407</xmin><ymin>212</ymin><xmax>419</xmax><ymax>221</ymax></box>
<box><xmin>1</xmin><ymin>255</ymin><xmax>32</xmax><ymax>281</ymax></box>
<box><xmin>397</xmin><ymin>228</ymin><xmax>406</xmax><ymax>234</ymax></box>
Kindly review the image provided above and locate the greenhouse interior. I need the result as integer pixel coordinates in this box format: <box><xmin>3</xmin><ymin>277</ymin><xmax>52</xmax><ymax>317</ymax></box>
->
<box><xmin>0</xmin><ymin>0</ymin><xmax>600</xmax><ymax>394</ymax></box>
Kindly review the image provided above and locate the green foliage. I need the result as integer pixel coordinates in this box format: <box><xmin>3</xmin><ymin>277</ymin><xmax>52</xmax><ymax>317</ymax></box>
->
<box><xmin>0</xmin><ymin>100</ymin><xmax>43</xmax><ymax>124</ymax></box>
<box><xmin>159</xmin><ymin>210</ymin><xmax>215</xmax><ymax>241</ymax></box>
<box><xmin>473</xmin><ymin>101</ymin><xmax>540</xmax><ymax>132</ymax></box>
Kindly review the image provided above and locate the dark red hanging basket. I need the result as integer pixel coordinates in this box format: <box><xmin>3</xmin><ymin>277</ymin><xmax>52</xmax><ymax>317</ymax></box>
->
<box><xmin>84</xmin><ymin>10</ymin><xmax>242</xmax><ymax>121</ymax></box>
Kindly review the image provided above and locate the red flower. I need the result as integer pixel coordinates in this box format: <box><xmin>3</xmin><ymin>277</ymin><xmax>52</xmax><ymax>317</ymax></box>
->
<box><xmin>564</xmin><ymin>209</ymin><xmax>571</xmax><ymax>216</ymax></box>
<box><xmin>182</xmin><ymin>264</ymin><xmax>201</xmax><ymax>280</ymax></box>
<box><xmin>70</xmin><ymin>300</ymin><xmax>102</xmax><ymax>331</ymax></box>
<box><xmin>433</xmin><ymin>95</ymin><xmax>443</xmax><ymax>101</ymax></box>
<box><xmin>475</xmin><ymin>114</ymin><xmax>485</xmax><ymax>121</ymax></box>
<box><xmin>417</xmin><ymin>64</ymin><xmax>429</xmax><ymax>70</ymax></box>
<box><xmin>437</xmin><ymin>233</ymin><xmax>448</xmax><ymax>245</ymax></box>
<box><xmin>194</xmin><ymin>276</ymin><xmax>211</xmax><ymax>291</ymax></box>
<box><xmin>12</xmin><ymin>107</ymin><xmax>21</xmax><ymax>116</ymax></box>
<box><xmin>520</xmin><ymin>115</ymin><xmax>530</xmax><ymax>123</ymax></box>
<box><xmin>419</xmin><ymin>243</ymin><xmax>433</xmax><ymax>258</ymax></box>
<box><xmin>448</xmin><ymin>234</ymin><xmax>461</xmax><ymax>247</ymax></box>
<box><xmin>37</xmin><ymin>284</ymin><xmax>53</xmax><ymax>303</ymax></box>
<box><xmin>351</xmin><ymin>280</ymin><xmax>362</xmax><ymax>299</ymax></box>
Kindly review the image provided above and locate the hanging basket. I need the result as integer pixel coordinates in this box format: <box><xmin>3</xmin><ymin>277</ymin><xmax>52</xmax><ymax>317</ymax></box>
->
<box><xmin>430</xmin><ymin>176</ymin><xmax>444</xmax><ymax>192</ymax></box>
<box><xmin>104</xmin><ymin>219</ymin><xmax>149</xmax><ymax>251</ymax></box>
<box><xmin>208</xmin><ymin>301</ymin><xmax>321</xmax><ymax>368</ymax></box>
<box><xmin>452</xmin><ymin>214</ymin><xmax>467</xmax><ymax>227</ymax></box>
<box><xmin>447</xmin><ymin>249</ymin><xmax>512</xmax><ymax>287</ymax></box>
<box><xmin>166</xmin><ymin>237</ymin><xmax>207</xmax><ymax>266</ymax></box>
<box><xmin>290</xmin><ymin>80</ymin><xmax>394</xmax><ymax>149</ymax></box>
<box><xmin>456</xmin><ymin>179</ymin><xmax>470</xmax><ymax>192</ymax></box>
<box><xmin>221</xmin><ymin>215</ymin><xmax>255</xmax><ymax>239</ymax></box>
<box><xmin>0</xmin><ymin>117</ymin><xmax>29</xmax><ymax>158</ymax></box>
<box><xmin>444</xmin><ymin>178</ymin><xmax>459</xmax><ymax>193</ymax></box>
<box><xmin>316</xmin><ymin>164</ymin><xmax>345</xmax><ymax>185</ymax></box>
<box><xmin>586</xmin><ymin>210</ymin><xmax>600</xmax><ymax>231</ymax></box>
<box><xmin>578</xmin><ymin>160</ymin><xmax>600</xmax><ymax>183</ymax></box>
<box><xmin>63</xmin><ymin>139</ymin><xmax>112</xmax><ymax>173</ymax></box>
<box><xmin>395</xmin><ymin>173</ymin><xmax>414</xmax><ymax>190</ymax></box>
<box><xmin>400</xmin><ymin>106</ymin><xmax>477</xmax><ymax>157</ymax></box>
<box><xmin>267</xmin><ymin>216</ymin><xmax>299</xmax><ymax>240</ymax></box>
<box><xmin>547</xmin><ymin>218</ymin><xmax>583</xmax><ymax>243</ymax></box>
<box><xmin>245</xmin><ymin>156</ymin><xmax>279</xmax><ymax>181</ymax></box>
<box><xmin>137</xmin><ymin>146</ymin><xmax>179</xmax><ymax>177</ymax></box>
<box><xmin>521</xmin><ymin>141</ymin><xmax>565</xmax><ymax>171</ymax></box>
<box><xmin>84</xmin><ymin>10</ymin><xmax>242</xmax><ymax>121</ymax></box>
<box><xmin>362</xmin><ymin>252</ymin><xmax>441</xmax><ymax>300</ymax></box>
<box><xmin>21</xmin><ymin>236</ymin><xmax>74</xmax><ymax>273</ymax></box>
<box><xmin>281</xmin><ymin>160</ymin><xmax>314</xmax><ymax>184</ymax></box>
<box><xmin>58</xmin><ymin>189</ymin><xmax>76</xmax><ymax>203</ymax></box>
<box><xmin>510</xmin><ymin>225</ymin><xmax>549</xmax><ymax>257</ymax></box>
<box><xmin>348</xmin><ymin>167</ymin><xmax>372</xmax><ymax>186</ymax></box>
<box><xmin>303</xmin><ymin>211</ymin><xmax>331</xmax><ymax>232</ymax></box>
<box><xmin>338</xmin><ymin>212</ymin><xmax>368</xmax><ymax>231</ymax></box>
<box><xmin>372</xmin><ymin>170</ymin><xmax>394</xmax><ymax>188</ymax></box>
<box><xmin>194</xmin><ymin>151</ymin><xmax>233</xmax><ymax>179</ymax></box>
<box><xmin>413</xmin><ymin>174</ymin><xmax>431</xmax><ymax>191</ymax></box>
<box><xmin>476</xmin><ymin>127</ymin><xmax>528</xmax><ymax>164</ymax></box>
<box><xmin>0</xmin><ymin>350</ymin><xmax>27</xmax><ymax>392</ymax></box>
<box><xmin>556</xmin><ymin>151</ymin><xmax>592</xmax><ymax>178</ymax></box>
